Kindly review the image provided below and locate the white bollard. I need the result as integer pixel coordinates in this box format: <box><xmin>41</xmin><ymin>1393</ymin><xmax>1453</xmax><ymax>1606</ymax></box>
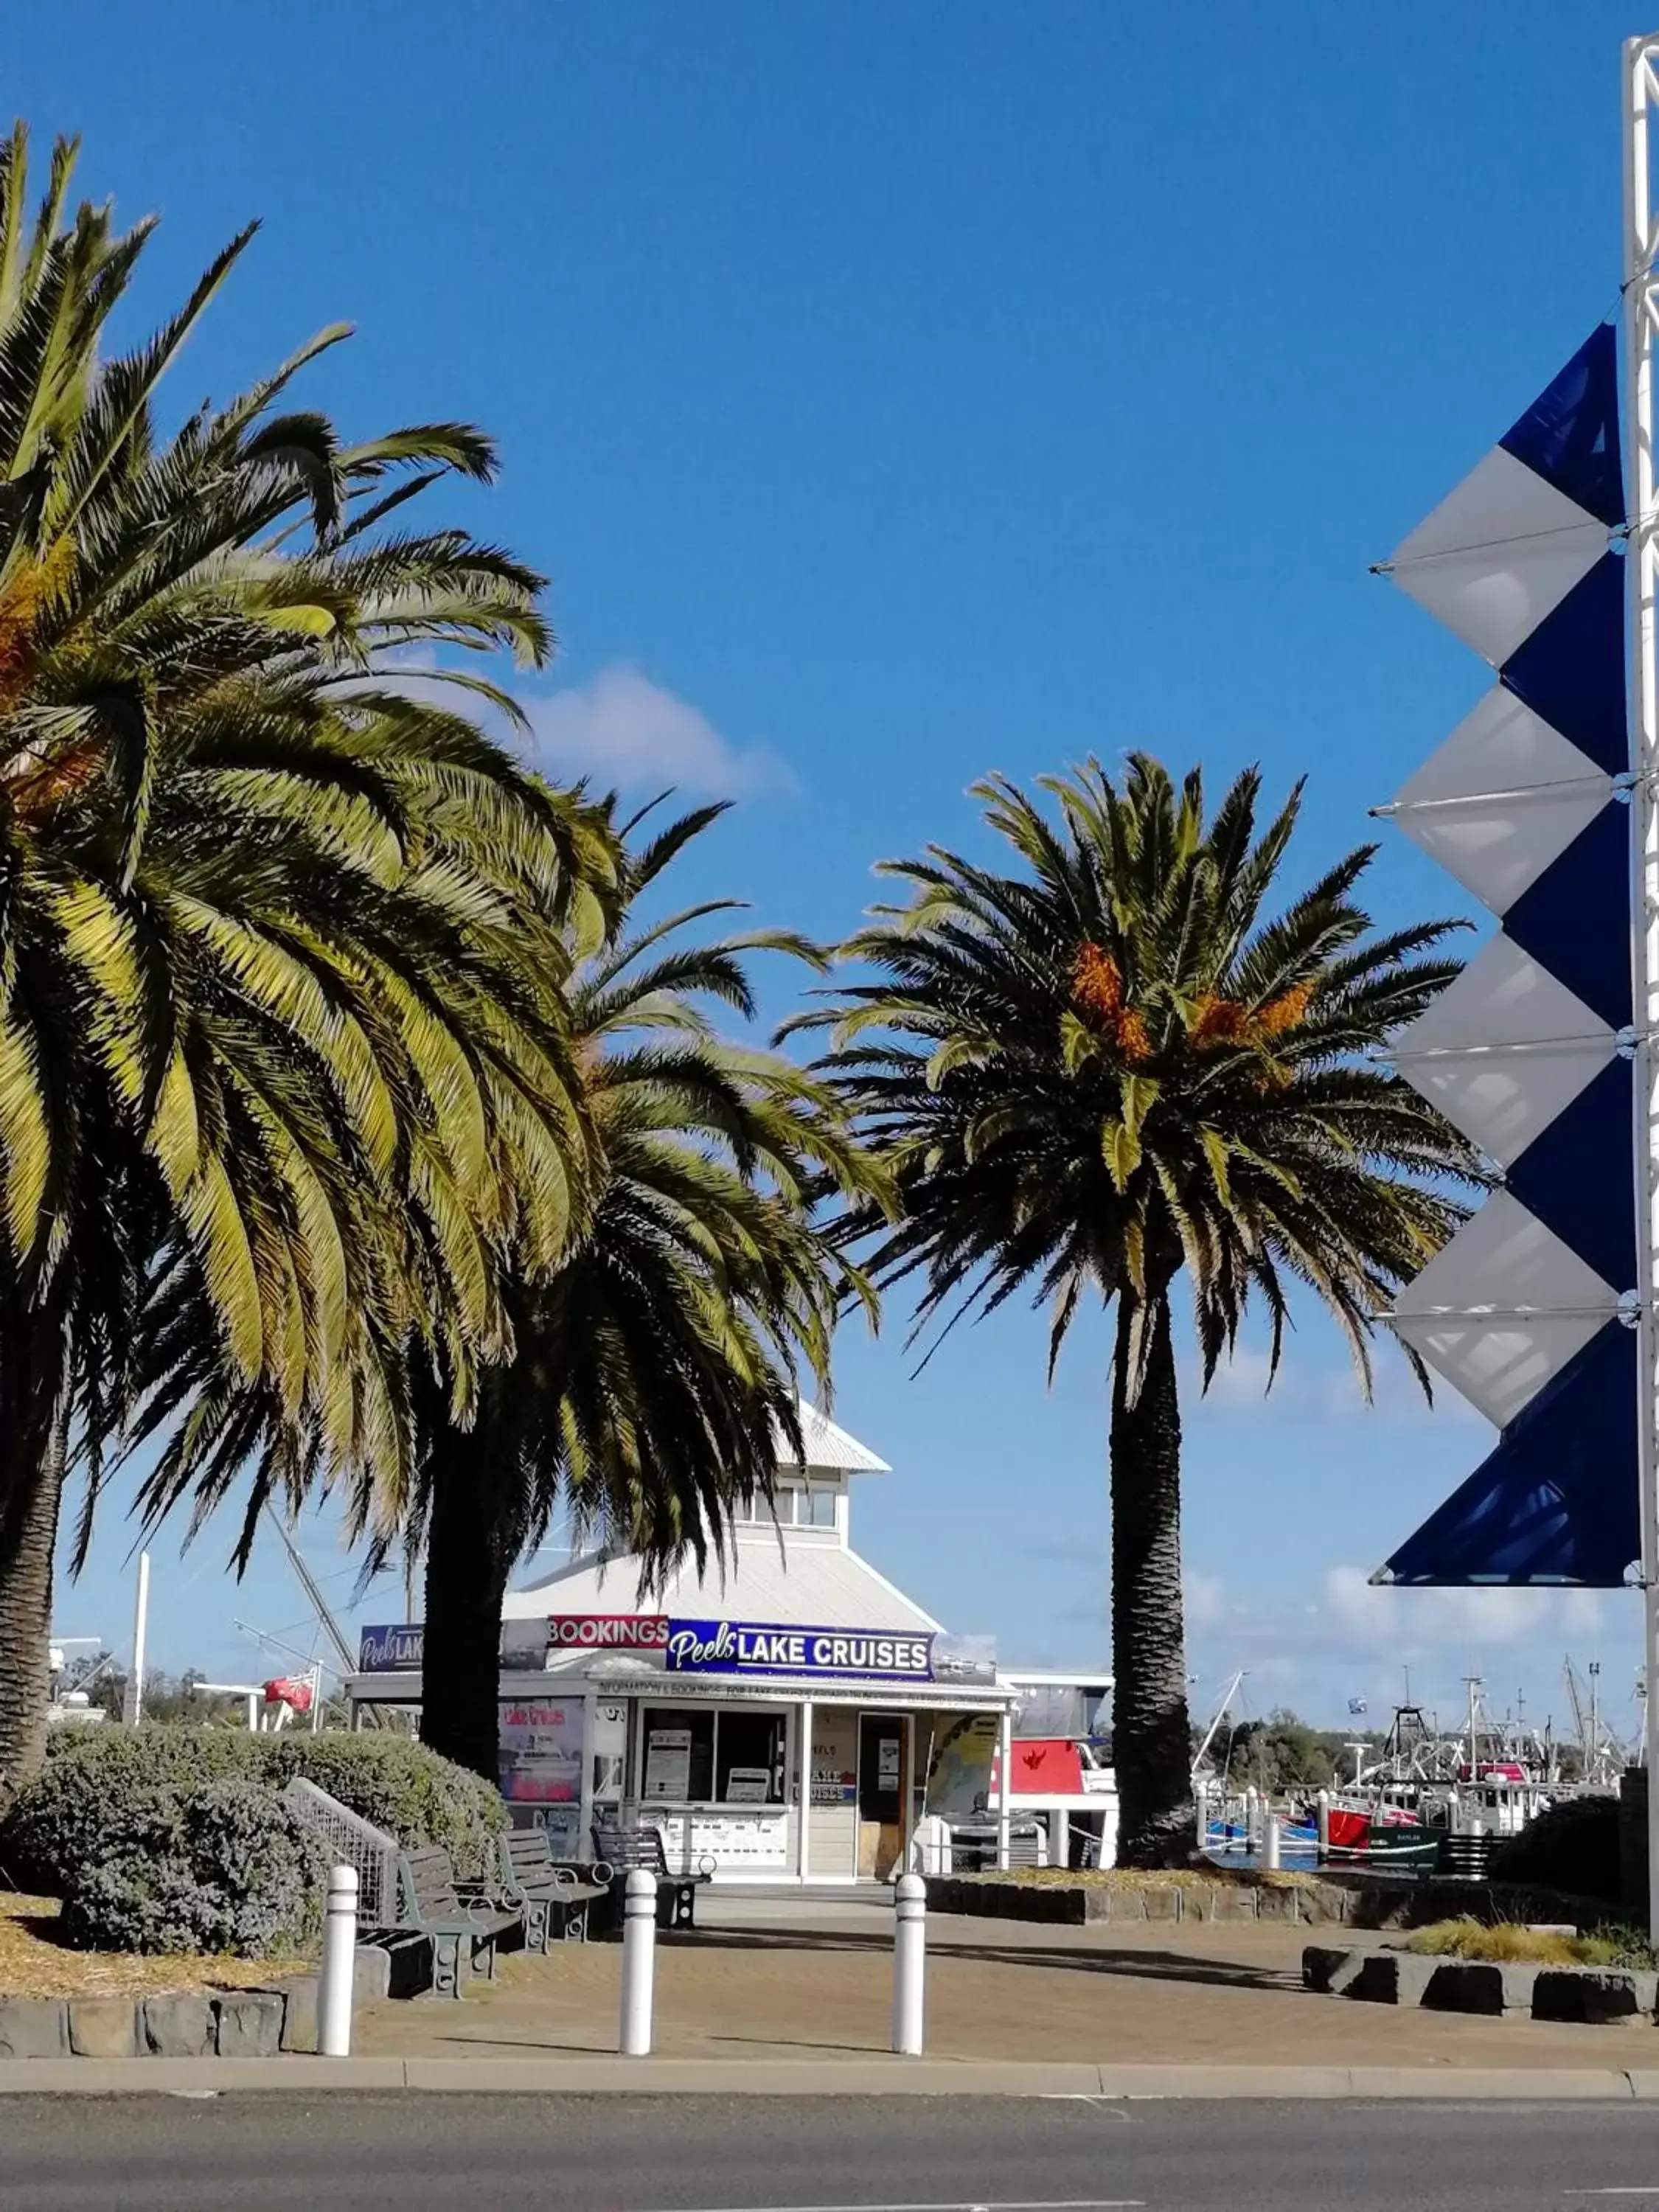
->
<box><xmin>1316</xmin><ymin>1790</ymin><xmax>1331</xmax><ymax>1857</ymax></box>
<box><xmin>1245</xmin><ymin>1784</ymin><xmax>1259</xmax><ymax>1847</ymax></box>
<box><xmin>318</xmin><ymin>1863</ymin><xmax>358</xmax><ymax>2057</ymax></box>
<box><xmin>892</xmin><ymin>1871</ymin><xmax>925</xmax><ymax>2056</ymax></box>
<box><xmin>1265</xmin><ymin>1814</ymin><xmax>1281</xmax><ymax>1871</ymax></box>
<box><xmin>619</xmin><ymin>1867</ymin><xmax>658</xmax><ymax>2056</ymax></box>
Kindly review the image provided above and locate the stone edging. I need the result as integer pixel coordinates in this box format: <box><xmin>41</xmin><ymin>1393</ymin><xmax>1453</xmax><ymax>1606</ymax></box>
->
<box><xmin>1304</xmin><ymin>1944</ymin><xmax>1659</xmax><ymax>2024</ymax></box>
<box><xmin>925</xmin><ymin>1872</ymin><xmax>1617</xmax><ymax>1930</ymax></box>
<box><xmin>0</xmin><ymin>1943</ymin><xmax>392</xmax><ymax>2061</ymax></box>
<box><xmin>924</xmin><ymin>1874</ymin><xmax>1357</xmax><ymax>1925</ymax></box>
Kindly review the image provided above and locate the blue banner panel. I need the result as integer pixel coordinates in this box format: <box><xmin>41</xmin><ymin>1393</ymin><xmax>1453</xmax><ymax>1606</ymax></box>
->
<box><xmin>1502</xmin><ymin>799</ymin><xmax>1632</xmax><ymax>1028</ymax></box>
<box><xmin>359</xmin><ymin>1623</ymin><xmax>424</xmax><ymax>1672</ymax></box>
<box><xmin>665</xmin><ymin>1618</ymin><xmax>935</xmax><ymax>1680</ymax></box>
<box><xmin>1500</xmin><ymin>552</ymin><xmax>1627</xmax><ymax>776</ymax></box>
<box><xmin>1498</xmin><ymin>322</ymin><xmax>1624</xmax><ymax>528</ymax></box>
<box><xmin>1503</xmin><ymin>1055</ymin><xmax>1637</xmax><ymax>1293</ymax></box>
<box><xmin>1377</xmin><ymin>1320</ymin><xmax>1638</xmax><ymax>1586</ymax></box>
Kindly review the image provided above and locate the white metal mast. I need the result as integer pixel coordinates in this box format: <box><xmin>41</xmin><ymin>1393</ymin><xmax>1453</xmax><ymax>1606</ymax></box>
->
<box><xmin>1623</xmin><ymin>31</ymin><xmax>1659</xmax><ymax>1944</ymax></box>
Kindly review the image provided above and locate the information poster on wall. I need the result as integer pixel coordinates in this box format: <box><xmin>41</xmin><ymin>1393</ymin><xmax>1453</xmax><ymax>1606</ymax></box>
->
<box><xmin>922</xmin><ymin>1711</ymin><xmax>998</xmax><ymax>1821</ymax></box>
<box><xmin>643</xmin><ymin>1725</ymin><xmax>692</xmax><ymax>1801</ymax></box>
<box><xmin>498</xmin><ymin>1697</ymin><xmax>585</xmax><ymax>1813</ymax></box>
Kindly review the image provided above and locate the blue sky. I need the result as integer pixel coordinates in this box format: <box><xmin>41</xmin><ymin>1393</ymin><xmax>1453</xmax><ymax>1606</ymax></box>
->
<box><xmin>12</xmin><ymin>3</ymin><xmax>1649</xmax><ymax>1741</ymax></box>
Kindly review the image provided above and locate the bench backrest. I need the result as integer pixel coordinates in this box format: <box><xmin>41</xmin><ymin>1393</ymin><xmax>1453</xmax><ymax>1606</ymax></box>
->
<box><xmin>594</xmin><ymin>1823</ymin><xmax>667</xmax><ymax>1875</ymax></box>
<box><xmin>503</xmin><ymin>1829</ymin><xmax>556</xmax><ymax>1879</ymax></box>
<box><xmin>401</xmin><ymin>1844</ymin><xmax>462</xmax><ymax>1921</ymax></box>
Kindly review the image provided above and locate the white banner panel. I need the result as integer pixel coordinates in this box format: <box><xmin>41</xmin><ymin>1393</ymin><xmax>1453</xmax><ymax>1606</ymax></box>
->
<box><xmin>1398</xmin><ymin>1035</ymin><xmax>1616</xmax><ymax>1166</ymax></box>
<box><xmin>1391</xmin><ymin>1189</ymin><xmax>1618</xmax><ymax>1427</ymax></box>
<box><xmin>1391</xmin><ymin>687</ymin><xmax>1611</xmax><ymax>915</ymax></box>
<box><xmin>1388</xmin><ymin>446</ymin><xmax>1606</xmax><ymax>666</ymax></box>
<box><xmin>1393</xmin><ymin>931</ymin><xmax>1613</xmax><ymax>1054</ymax></box>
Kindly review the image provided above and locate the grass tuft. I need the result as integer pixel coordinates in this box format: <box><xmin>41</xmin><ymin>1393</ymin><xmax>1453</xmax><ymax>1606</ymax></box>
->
<box><xmin>1405</xmin><ymin>1916</ymin><xmax>1659</xmax><ymax>1969</ymax></box>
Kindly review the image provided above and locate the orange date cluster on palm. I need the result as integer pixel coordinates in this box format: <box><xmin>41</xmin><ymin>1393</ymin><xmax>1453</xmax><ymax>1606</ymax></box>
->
<box><xmin>1070</xmin><ymin>942</ymin><xmax>1311</xmax><ymax>1066</ymax></box>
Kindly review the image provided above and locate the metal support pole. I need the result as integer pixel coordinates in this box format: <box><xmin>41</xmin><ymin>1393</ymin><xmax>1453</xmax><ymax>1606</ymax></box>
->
<box><xmin>1316</xmin><ymin>1789</ymin><xmax>1331</xmax><ymax>1859</ymax></box>
<box><xmin>797</xmin><ymin>1697</ymin><xmax>813</xmax><ymax>1884</ymax></box>
<box><xmin>995</xmin><ymin>1707</ymin><xmax>1012</xmax><ymax>1872</ymax></box>
<box><xmin>125</xmin><ymin>1552</ymin><xmax>150</xmax><ymax>1728</ymax></box>
<box><xmin>891</xmin><ymin>1871</ymin><xmax>925</xmax><ymax>2056</ymax></box>
<box><xmin>318</xmin><ymin>1864</ymin><xmax>358</xmax><ymax>2057</ymax></box>
<box><xmin>619</xmin><ymin>1867</ymin><xmax>657</xmax><ymax>2056</ymax></box>
<box><xmin>1048</xmin><ymin>1806</ymin><xmax>1070</xmax><ymax>1870</ymax></box>
<box><xmin>1624</xmin><ymin>31</ymin><xmax>1659</xmax><ymax>1947</ymax></box>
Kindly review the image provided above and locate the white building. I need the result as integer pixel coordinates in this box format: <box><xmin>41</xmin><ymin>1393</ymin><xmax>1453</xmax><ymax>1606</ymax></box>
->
<box><xmin>347</xmin><ymin>1402</ymin><xmax>1113</xmax><ymax>1882</ymax></box>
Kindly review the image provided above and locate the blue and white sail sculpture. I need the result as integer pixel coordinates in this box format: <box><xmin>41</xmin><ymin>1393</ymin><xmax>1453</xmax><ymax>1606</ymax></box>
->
<box><xmin>1374</xmin><ymin>324</ymin><xmax>1641</xmax><ymax>1586</ymax></box>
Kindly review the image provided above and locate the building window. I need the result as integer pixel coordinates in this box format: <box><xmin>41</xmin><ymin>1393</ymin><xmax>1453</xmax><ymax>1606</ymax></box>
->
<box><xmin>801</xmin><ymin>1486</ymin><xmax>837</xmax><ymax>1528</ymax></box>
<box><xmin>641</xmin><ymin>1708</ymin><xmax>714</xmax><ymax>1801</ymax></box>
<box><xmin>716</xmin><ymin>1709</ymin><xmax>787</xmax><ymax>1804</ymax></box>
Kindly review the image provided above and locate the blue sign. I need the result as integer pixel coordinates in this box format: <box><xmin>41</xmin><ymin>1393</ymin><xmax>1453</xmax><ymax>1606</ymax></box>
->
<box><xmin>358</xmin><ymin>1623</ymin><xmax>424</xmax><ymax>1673</ymax></box>
<box><xmin>665</xmin><ymin>1618</ymin><xmax>933</xmax><ymax>1680</ymax></box>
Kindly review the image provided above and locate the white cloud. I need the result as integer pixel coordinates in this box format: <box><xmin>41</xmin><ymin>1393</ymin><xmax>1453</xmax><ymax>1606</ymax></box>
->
<box><xmin>1200</xmin><ymin>1346</ymin><xmax>1284</xmax><ymax>1408</ymax></box>
<box><xmin>1175</xmin><ymin>1565</ymin><xmax>1631</xmax><ymax>1727</ymax></box>
<box><xmin>523</xmin><ymin>665</ymin><xmax>797</xmax><ymax>799</ymax></box>
<box><xmin>1183</xmin><ymin>1571</ymin><xmax>1228</xmax><ymax>1629</ymax></box>
<box><xmin>1321</xmin><ymin>1564</ymin><xmax>1568</xmax><ymax>1648</ymax></box>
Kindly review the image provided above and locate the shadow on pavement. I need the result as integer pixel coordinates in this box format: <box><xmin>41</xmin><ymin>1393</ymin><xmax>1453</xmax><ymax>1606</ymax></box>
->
<box><xmin>669</xmin><ymin>1925</ymin><xmax>1295</xmax><ymax>1992</ymax></box>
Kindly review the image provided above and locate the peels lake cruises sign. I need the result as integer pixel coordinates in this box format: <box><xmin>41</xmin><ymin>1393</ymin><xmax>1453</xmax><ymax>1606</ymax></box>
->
<box><xmin>664</xmin><ymin>1619</ymin><xmax>934</xmax><ymax>1680</ymax></box>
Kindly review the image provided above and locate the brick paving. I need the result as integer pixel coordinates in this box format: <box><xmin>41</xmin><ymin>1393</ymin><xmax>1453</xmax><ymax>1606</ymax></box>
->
<box><xmin>351</xmin><ymin>1896</ymin><xmax>1656</xmax><ymax>2070</ymax></box>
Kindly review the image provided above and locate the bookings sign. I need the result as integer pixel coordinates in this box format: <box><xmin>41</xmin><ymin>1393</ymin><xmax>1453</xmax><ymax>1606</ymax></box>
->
<box><xmin>546</xmin><ymin>1615</ymin><xmax>669</xmax><ymax>1651</ymax></box>
<box><xmin>666</xmin><ymin>1619</ymin><xmax>933</xmax><ymax>1680</ymax></box>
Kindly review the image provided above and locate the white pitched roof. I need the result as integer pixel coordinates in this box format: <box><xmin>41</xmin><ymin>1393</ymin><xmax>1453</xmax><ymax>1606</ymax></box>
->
<box><xmin>504</xmin><ymin>1531</ymin><xmax>939</xmax><ymax>1633</ymax></box>
<box><xmin>776</xmin><ymin>1400</ymin><xmax>890</xmax><ymax>1474</ymax></box>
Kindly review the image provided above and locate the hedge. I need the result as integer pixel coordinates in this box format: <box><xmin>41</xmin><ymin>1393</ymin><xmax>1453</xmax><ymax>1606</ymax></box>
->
<box><xmin>58</xmin><ymin>1780</ymin><xmax>327</xmax><ymax>1957</ymax></box>
<box><xmin>265</xmin><ymin>1733</ymin><xmax>505</xmax><ymax>1879</ymax></box>
<box><xmin>5</xmin><ymin>1725</ymin><xmax>506</xmax><ymax>1913</ymax></box>
<box><xmin>1489</xmin><ymin>1791</ymin><xmax>1621</xmax><ymax>1903</ymax></box>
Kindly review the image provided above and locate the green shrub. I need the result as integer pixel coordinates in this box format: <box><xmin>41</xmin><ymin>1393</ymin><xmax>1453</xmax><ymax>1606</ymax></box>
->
<box><xmin>1579</xmin><ymin>1924</ymin><xmax>1659</xmax><ymax>1971</ymax></box>
<box><xmin>4</xmin><ymin>1725</ymin><xmax>505</xmax><ymax>1902</ymax></box>
<box><xmin>3</xmin><ymin>1727</ymin><xmax>265</xmax><ymax>1893</ymax></box>
<box><xmin>1489</xmin><ymin>1793</ymin><xmax>1621</xmax><ymax>1903</ymax></box>
<box><xmin>268</xmin><ymin>1734</ymin><xmax>505</xmax><ymax>1879</ymax></box>
<box><xmin>58</xmin><ymin>1780</ymin><xmax>326</xmax><ymax>1957</ymax></box>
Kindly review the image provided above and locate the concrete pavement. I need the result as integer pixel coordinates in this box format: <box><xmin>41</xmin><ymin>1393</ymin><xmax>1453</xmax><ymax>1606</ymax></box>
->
<box><xmin>344</xmin><ymin>1899</ymin><xmax>1657</xmax><ymax>2073</ymax></box>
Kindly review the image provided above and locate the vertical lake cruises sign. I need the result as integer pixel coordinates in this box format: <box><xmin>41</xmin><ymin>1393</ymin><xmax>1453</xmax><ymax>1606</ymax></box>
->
<box><xmin>1373</xmin><ymin>316</ymin><xmax>1641</xmax><ymax>1585</ymax></box>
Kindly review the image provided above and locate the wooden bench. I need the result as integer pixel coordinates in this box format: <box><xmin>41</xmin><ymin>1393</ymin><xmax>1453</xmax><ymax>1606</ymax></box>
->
<box><xmin>484</xmin><ymin>1829</ymin><xmax>608</xmax><ymax>1952</ymax></box>
<box><xmin>594</xmin><ymin>1821</ymin><xmax>713</xmax><ymax>1930</ymax></box>
<box><xmin>395</xmin><ymin>1845</ymin><xmax>523</xmax><ymax>1998</ymax></box>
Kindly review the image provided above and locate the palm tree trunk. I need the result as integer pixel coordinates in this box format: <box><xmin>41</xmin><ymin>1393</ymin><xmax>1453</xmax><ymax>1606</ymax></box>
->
<box><xmin>0</xmin><ymin>1318</ymin><xmax>67</xmax><ymax>1805</ymax></box>
<box><xmin>1109</xmin><ymin>1290</ymin><xmax>1195</xmax><ymax>1867</ymax></box>
<box><xmin>419</xmin><ymin>1430</ymin><xmax>513</xmax><ymax>1787</ymax></box>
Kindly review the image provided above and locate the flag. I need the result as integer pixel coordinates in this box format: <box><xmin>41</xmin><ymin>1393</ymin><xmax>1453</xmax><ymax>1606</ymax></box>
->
<box><xmin>1347</xmin><ymin>1697</ymin><xmax>1368</xmax><ymax>1716</ymax></box>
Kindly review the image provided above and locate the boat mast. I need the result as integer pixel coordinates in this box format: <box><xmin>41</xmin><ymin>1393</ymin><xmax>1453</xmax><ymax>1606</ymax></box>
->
<box><xmin>1624</xmin><ymin>31</ymin><xmax>1659</xmax><ymax>1947</ymax></box>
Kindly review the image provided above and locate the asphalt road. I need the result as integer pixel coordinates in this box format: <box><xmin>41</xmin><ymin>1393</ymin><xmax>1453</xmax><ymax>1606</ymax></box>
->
<box><xmin>4</xmin><ymin>2093</ymin><xmax>1659</xmax><ymax>2211</ymax></box>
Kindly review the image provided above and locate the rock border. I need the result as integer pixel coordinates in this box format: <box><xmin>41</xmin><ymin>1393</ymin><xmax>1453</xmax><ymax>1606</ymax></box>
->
<box><xmin>925</xmin><ymin>1871</ymin><xmax>1618</xmax><ymax>1931</ymax></box>
<box><xmin>0</xmin><ymin>1942</ymin><xmax>392</xmax><ymax>2062</ymax></box>
<box><xmin>1304</xmin><ymin>1944</ymin><xmax>1659</xmax><ymax>2024</ymax></box>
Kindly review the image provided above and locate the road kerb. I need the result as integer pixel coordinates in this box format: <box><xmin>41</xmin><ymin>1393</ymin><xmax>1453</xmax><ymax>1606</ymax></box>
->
<box><xmin>0</xmin><ymin>2055</ymin><xmax>1653</xmax><ymax>2098</ymax></box>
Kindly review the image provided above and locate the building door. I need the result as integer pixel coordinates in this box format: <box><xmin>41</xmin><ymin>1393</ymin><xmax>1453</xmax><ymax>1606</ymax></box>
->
<box><xmin>858</xmin><ymin>1714</ymin><xmax>906</xmax><ymax>1879</ymax></box>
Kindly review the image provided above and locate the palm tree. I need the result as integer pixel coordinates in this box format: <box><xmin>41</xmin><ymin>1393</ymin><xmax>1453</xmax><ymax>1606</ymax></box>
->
<box><xmin>407</xmin><ymin>801</ymin><xmax>884</xmax><ymax>1783</ymax></box>
<box><xmin>0</xmin><ymin>129</ymin><xmax>612</xmax><ymax>1792</ymax></box>
<box><xmin>796</xmin><ymin>756</ymin><xmax>1477</xmax><ymax>1865</ymax></box>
